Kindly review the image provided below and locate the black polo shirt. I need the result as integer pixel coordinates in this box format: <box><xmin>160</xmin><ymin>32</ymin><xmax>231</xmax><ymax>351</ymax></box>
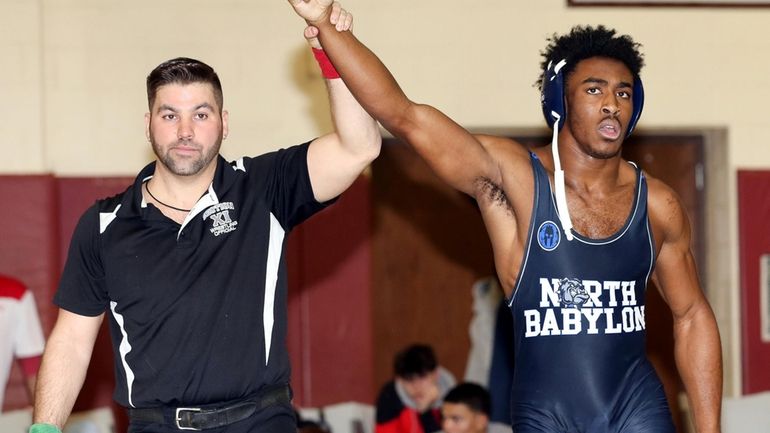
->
<box><xmin>55</xmin><ymin>142</ymin><xmax>328</xmax><ymax>408</ymax></box>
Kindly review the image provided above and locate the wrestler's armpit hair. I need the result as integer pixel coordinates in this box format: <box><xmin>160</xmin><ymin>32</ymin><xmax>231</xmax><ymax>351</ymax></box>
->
<box><xmin>535</xmin><ymin>25</ymin><xmax>645</xmax><ymax>91</ymax></box>
<box><xmin>146</xmin><ymin>57</ymin><xmax>224</xmax><ymax>112</ymax></box>
<box><xmin>475</xmin><ymin>177</ymin><xmax>513</xmax><ymax>215</ymax></box>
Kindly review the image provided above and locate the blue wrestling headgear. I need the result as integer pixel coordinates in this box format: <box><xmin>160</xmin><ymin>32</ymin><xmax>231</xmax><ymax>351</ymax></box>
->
<box><xmin>539</xmin><ymin>58</ymin><xmax>645</xmax><ymax>242</ymax></box>
<box><xmin>540</xmin><ymin>58</ymin><xmax>645</xmax><ymax>138</ymax></box>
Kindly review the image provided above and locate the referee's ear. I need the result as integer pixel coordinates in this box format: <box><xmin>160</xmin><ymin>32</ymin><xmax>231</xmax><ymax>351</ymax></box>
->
<box><xmin>144</xmin><ymin>112</ymin><xmax>151</xmax><ymax>142</ymax></box>
<box><xmin>222</xmin><ymin>110</ymin><xmax>229</xmax><ymax>141</ymax></box>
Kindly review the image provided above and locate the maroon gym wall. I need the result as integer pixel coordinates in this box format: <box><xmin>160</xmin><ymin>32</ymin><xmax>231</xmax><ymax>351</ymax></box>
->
<box><xmin>738</xmin><ymin>170</ymin><xmax>770</xmax><ymax>394</ymax></box>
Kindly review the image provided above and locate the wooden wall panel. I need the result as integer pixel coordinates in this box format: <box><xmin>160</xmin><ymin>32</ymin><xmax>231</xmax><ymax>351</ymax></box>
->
<box><xmin>371</xmin><ymin>141</ymin><xmax>495</xmax><ymax>392</ymax></box>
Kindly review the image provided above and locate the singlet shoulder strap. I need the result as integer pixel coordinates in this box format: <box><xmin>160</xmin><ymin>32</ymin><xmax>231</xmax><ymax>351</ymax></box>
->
<box><xmin>623</xmin><ymin>161</ymin><xmax>650</xmax><ymax>245</ymax></box>
<box><xmin>508</xmin><ymin>152</ymin><xmax>551</xmax><ymax>306</ymax></box>
<box><xmin>528</xmin><ymin>151</ymin><xmax>553</xmax><ymax>202</ymax></box>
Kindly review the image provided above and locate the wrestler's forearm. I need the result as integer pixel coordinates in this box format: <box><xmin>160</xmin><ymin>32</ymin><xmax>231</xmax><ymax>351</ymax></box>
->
<box><xmin>310</xmin><ymin>16</ymin><xmax>413</xmax><ymax>136</ymax></box>
<box><xmin>673</xmin><ymin>303</ymin><xmax>722</xmax><ymax>433</ymax></box>
<box><xmin>309</xmin><ymin>15</ymin><xmax>503</xmax><ymax>197</ymax></box>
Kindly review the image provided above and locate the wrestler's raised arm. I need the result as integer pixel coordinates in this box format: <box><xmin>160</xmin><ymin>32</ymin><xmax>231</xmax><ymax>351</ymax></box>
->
<box><xmin>288</xmin><ymin>0</ymin><xmax>506</xmax><ymax>198</ymax></box>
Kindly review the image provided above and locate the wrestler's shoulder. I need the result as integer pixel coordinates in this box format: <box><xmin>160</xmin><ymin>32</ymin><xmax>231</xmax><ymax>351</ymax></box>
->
<box><xmin>644</xmin><ymin>171</ymin><xmax>689</xmax><ymax>239</ymax></box>
<box><xmin>644</xmin><ymin>171</ymin><xmax>681</xmax><ymax>209</ymax></box>
<box><xmin>474</xmin><ymin>134</ymin><xmax>532</xmax><ymax>164</ymax></box>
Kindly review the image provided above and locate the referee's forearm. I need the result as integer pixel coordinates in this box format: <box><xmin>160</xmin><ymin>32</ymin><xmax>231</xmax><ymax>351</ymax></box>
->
<box><xmin>33</xmin><ymin>310</ymin><xmax>102</xmax><ymax>428</ymax></box>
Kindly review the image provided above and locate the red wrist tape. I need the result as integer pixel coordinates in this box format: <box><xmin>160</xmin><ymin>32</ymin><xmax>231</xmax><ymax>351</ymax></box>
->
<box><xmin>312</xmin><ymin>48</ymin><xmax>340</xmax><ymax>79</ymax></box>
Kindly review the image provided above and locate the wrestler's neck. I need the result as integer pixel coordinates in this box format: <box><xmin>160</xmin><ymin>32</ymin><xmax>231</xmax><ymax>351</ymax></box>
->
<box><xmin>555</xmin><ymin>131</ymin><xmax>628</xmax><ymax>192</ymax></box>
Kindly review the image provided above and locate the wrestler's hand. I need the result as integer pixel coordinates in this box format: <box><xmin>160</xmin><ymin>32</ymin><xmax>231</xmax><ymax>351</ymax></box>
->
<box><xmin>288</xmin><ymin>0</ymin><xmax>334</xmax><ymax>25</ymax></box>
<box><xmin>304</xmin><ymin>2</ymin><xmax>353</xmax><ymax>49</ymax></box>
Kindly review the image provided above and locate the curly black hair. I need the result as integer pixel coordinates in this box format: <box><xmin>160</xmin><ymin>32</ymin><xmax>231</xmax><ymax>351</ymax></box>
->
<box><xmin>535</xmin><ymin>25</ymin><xmax>644</xmax><ymax>91</ymax></box>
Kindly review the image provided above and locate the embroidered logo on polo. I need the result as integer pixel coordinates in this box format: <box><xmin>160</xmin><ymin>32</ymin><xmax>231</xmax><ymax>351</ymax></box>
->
<box><xmin>537</xmin><ymin>221</ymin><xmax>560</xmax><ymax>251</ymax></box>
<box><xmin>523</xmin><ymin>277</ymin><xmax>646</xmax><ymax>337</ymax></box>
<box><xmin>203</xmin><ymin>202</ymin><xmax>238</xmax><ymax>236</ymax></box>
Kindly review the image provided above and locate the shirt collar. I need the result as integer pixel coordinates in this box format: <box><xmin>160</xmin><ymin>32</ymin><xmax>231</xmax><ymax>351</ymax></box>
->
<box><xmin>123</xmin><ymin>154</ymin><xmax>238</xmax><ymax>219</ymax></box>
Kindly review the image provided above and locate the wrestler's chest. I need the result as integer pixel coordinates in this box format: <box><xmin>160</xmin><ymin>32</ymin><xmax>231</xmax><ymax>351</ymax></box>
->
<box><xmin>567</xmin><ymin>189</ymin><xmax>635</xmax><ymax>238</ymax></box>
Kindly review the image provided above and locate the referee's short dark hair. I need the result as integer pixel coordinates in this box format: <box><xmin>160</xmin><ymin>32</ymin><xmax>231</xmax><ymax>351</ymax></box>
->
<box><xmin>146</xmin><ymin>57</ymin><xmax>224</xmax><ymax>113</ymax></box>
<box><xmin>444</xmin><ymin>383</ymin><xmax>491</xmax><ymax>416</ymax></box>
<box><xmin>394</xmin><ymin>344</ymin><xmax>437</xmax><ymax>379</ymax></box>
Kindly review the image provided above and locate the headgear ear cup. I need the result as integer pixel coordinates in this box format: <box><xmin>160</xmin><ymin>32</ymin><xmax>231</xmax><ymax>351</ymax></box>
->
<box><xmin>626</xmin><ymin>79</ymin><xmax>644</xmax><ymax>137</ymax></box>
<box><xmin>540</xmin><ymin>58</ymin><xmax>645</xmax><ymax>138</ymax></box>
<box><xmin>541</xmin><ymin>59</ymin><xmax>568</xmax><ymax>131</ymax></box>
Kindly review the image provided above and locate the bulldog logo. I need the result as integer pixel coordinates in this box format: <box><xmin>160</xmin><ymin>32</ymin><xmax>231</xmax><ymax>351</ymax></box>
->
<box><xmin>557</xmin><ymin>278</ymin><xmax>590</xmax><ymax>309</ymax></box>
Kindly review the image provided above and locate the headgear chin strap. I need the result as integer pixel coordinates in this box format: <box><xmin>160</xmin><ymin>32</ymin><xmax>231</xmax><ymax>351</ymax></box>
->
<box><xmin>540</xmin><ymin>58</ymin><xmax>645</xmax><ymax>241</ymax></box>
<box><xmin>549</xmin><ymin>111</ymin><xmax>574</xmax><ymax>242</ymax></box>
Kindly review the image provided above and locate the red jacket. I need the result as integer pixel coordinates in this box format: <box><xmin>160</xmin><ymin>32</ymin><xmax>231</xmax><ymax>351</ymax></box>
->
<box><xmin>375</xmin><ymin>381</ymin><xmax>442</xmax><ymax>433</ymax></box>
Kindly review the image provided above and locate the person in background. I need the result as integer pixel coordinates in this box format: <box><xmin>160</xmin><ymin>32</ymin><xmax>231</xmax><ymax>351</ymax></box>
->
<box><xmin>375</xmin><ymin>344</ymin><xmax>456</xmax><ymax>433</ymax></box>
<box><xmin>0</xmin><ymin>274</ymin><xmax>45</xmax><ymax>411</ymax></box>
<box><xmin>440</xmin><ymin>383</ymin><xmax>511</xmax><ymax>433</ymax></box>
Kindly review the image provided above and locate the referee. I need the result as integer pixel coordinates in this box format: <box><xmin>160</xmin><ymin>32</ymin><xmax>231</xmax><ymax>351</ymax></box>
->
<box><xmin>30</xmin><ymin>6</ymin><xmax>377</xmax><ymax>433</ymax></box>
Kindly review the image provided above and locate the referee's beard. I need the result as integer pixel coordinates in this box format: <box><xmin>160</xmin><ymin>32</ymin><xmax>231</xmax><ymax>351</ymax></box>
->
<box><xmin>150</xmin><ymin>131</ymin><xmax>223</xmax><ymax>177</ymax></box>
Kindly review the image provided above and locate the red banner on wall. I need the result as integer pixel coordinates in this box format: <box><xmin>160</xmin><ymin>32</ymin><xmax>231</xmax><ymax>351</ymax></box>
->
<box><xmin>738</xmin><ymin>170</ymin><xmax>770</xmax><ymax>394</ymax></box>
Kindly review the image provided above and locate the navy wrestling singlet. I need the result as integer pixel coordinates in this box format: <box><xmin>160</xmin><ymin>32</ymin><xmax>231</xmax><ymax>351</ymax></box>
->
<box><xmin>506</xmin><ymin>153</ymin><xmax>675</xmax><ymax>433</ymax></box>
